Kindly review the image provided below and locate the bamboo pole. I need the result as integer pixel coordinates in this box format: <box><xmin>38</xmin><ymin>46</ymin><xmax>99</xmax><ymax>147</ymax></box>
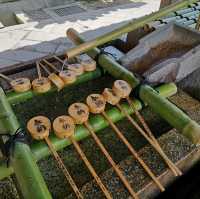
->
<box><xmin>0</xmin><ymin>83</ymin><xmax>177</xmax><ymax>180</ymax></box>
<box><xmin>67</xmin><ymin>29</ymin><xmax>200</xmax><ymax>145</ymax></box>
<box><xmin>139</xmin><ymin>85</ymin><xmax>200</xmax><ymax>144</ymax></box>
<box><xmin>6</xmin><ymin>67</ymin><xmax>102</xmax><ymax>105</ymax></box>
<box><xmin>0</xmin><ymin>88</ymin><xmax>52</xmax><ymax>199</ymax></box>
<box><xmin>65</xmin><ymin>0</ymin><xmax>198</xmax><ymax>58</ymax></box>
<box><xmin>160</xmin><ymin>0</ymin><xmax>172</xmax><ymax>9</ymax></box>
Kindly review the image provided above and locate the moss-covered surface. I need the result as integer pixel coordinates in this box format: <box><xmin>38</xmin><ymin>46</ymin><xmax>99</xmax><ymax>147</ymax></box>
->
<box><xmin>0</xmin><ymin>176</ymin><xmax>20</xmax><ymax>199</ymax></box>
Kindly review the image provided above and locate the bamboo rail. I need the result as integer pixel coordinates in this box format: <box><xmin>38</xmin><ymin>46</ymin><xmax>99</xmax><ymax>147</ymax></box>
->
<box><xmin>0</xmin><ymin>87</ymin><xmax>52</xmax><ymax>199</ymax></box>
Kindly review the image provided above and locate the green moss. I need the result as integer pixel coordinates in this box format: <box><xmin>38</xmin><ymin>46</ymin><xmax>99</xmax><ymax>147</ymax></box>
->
<box><xmin>0</xmin><ymin>177</ymin><xmax>20</xmax><ymax>199</ymax></box>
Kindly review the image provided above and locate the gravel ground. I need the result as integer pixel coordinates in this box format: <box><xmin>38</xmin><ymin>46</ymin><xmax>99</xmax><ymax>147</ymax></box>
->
<box><xmin>0</xmin><ymin>177</ymin><xmax>20</xmax><ymax>199</ymax></box>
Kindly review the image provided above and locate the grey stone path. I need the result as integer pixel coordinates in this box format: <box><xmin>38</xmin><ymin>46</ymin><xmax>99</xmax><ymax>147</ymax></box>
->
<box><xmin>0</xmin><ymin>0</ymin><xmax>160</xmax><ymax>71</ymax></box>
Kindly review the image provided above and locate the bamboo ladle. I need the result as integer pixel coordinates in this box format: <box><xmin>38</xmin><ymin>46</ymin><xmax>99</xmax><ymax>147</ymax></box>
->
<box><xmin>42</xmin><ymin>59</ymin><xmax>77</xmax><ymax>85</ymax></box>
<box><xmin>39</xmin><ymin>62</ymin><xmax>65</xmax><ymax>91</ymax></box>
<box><xmin>43</xmin><ymin>58</ymin><xmax>84</xmax><ymax>76</ymax></box>
<box><xmin>0</xmin><ymin>74</ymin><xmax>31</xmax><ymax>93</ymax></box>
<box><xmin>112</xmin><ymin>80</ymin><xmax>182</xmax><ymax>176</ymax></box>
<box><xmin>86</xmin><ymin>94</ymin><xmax>165</xmax><ymax>193</ymax></box>
<box><xmin>68</xmin><ymin>103</ymin><xmax>139</xmax><ymax>199</ymax></box>
<box><xmin>53</xmin><ymin>115</ymin><xmax>112</xmax><ymax>199</ymax></box>
<box><xmin>32</xmin><ymin>62</ymin><xmax>51</xmax><ymax>93</ymax></box>
<box><xmin>67</xmin><ymin>63</ymin><xmax>84</xmax><ymax>76</ymax></box>
<box><xmin>76</xmin><ymin>54</ymin><xmax>96</xmax><ymax>72</ymax></box>
<box><xmin>54</xmin><ymin>54</ymin><xmax>96</xmax><ymax>72</ymax></box>
<box><xmin>27</xmin><ymin>116</ymin><xmax>83</xmax><ymax>199</ymax></box>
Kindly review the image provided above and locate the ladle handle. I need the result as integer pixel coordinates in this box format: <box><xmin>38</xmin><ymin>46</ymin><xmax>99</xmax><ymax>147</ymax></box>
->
<box><xmin>36</xmin><ymin>62</ymin><xmax>42</xmax><ymax>79</ymax></box>
<box><xmin>39</xmin><ymin>63</ymin><xmax>51</xmax><ymax>75</ymax></box>
<box><xmin>126</xmin><ymin>97</ymin><xmax>182</xmax><ymax>176</ymax></box>
<box><xmin>53</xmin><ymin>56</ymin><xmax>64</xmax><ymax>64</ymax></box>
<box><xmin>44</xmin><ymin>137</ymin><xmax>83</xmax><ymax>199</ymax></box>
<box><xmin>116</xmin><ymin>103</ymin><xmax>179</xmax><ymax>178</ymax></box>
<box><xmin>0</xmin><ymin>73</ymin><xmax>12</xmax><ymax>82</ymax></box>
<box><xmin>53</xmin><ymin>56</ymin><xmax>69</xmax><ymax>71</ymax></box>
<box><xmin>43</xmin><ymin>59</ymin><xmax>60</xmax><ymax>73</ymax></box>
<box><xmin>84</xmin><ymin>121</ymin><xmax>140</xmax><ymax>198</ymax></box>
<box><xmin>70</xmin><ymin>137</ymin><xmax>112</xmax><ymax>199</ymax></box>
<box><xmin>102</xmin><ymin>110</ymin><xmax>164</xmax><ymax>194</ymax></box>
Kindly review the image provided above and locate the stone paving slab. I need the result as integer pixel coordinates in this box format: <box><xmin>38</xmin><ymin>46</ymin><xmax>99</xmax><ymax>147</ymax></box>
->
<box><xmin>0</xmin><ymin>49</ymin><xmax>47</xmax><ymax>63</ymax></box>
<box><xmin>0</xmin><ymin>0</ymin><xmax>160</xmax><ymax>72</ymax></box>
<box><xmin>0</xmin><ymin>29</ymin><xmax>29</xmax><ymax>52</ymax></box>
